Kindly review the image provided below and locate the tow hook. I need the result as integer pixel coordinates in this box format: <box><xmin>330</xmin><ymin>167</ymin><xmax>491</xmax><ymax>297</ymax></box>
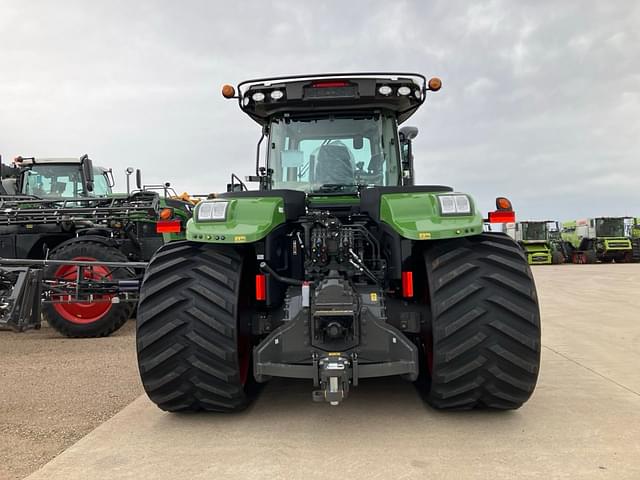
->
<box><xmin>312</xmin><ymin>356</ymin><xmax>350</xmax><ymax>405</ymax></box>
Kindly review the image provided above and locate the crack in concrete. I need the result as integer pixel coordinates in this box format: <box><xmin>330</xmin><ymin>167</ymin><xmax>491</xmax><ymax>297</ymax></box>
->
<box><xmin>543</xmin><ymin>344</ymin><xmax>640</xmax><ymax>398</ymax></box>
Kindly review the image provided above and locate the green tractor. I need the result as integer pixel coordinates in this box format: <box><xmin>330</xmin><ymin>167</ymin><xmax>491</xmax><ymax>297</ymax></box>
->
<box><xmin>630</xmin><ymin>218</ymin><xmax>640</xmax><ymax>261</ymax></box>
<box><xmin>561</xmin><ymin>217</ymin><xmax>633</xmax><ymax>263</ymax></box>
<box><xmin>0</xmin><ymin>155</ymin><xmax>192</xmax><ymax>337</ymax></box>
<box><xmin>136</xmin><ymin>73</ymin><xmax>541</xmax><ymax>412</ymax></box>
<box><xmin>505</xmin><ymin>221</ymin><xmax>565</xmax><ymax>265</ymax></box>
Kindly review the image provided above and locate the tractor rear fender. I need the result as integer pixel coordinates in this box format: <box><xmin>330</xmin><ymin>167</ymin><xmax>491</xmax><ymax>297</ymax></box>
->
<box><xmin>361</xmin><ymin>188</ymin><xmax>484</xmax><ymax>241</ymax></box>
<box><xmin>186</xmin><ymin>192</ymin><xmax>301</xmax><ymax>244</ymax></box>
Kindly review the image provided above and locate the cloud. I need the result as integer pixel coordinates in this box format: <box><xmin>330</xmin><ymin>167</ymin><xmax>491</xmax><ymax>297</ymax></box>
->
<box><xmin>0</xmin><ymin>0</ymin><xmax>638</xmax><ymax>221</ymax></box>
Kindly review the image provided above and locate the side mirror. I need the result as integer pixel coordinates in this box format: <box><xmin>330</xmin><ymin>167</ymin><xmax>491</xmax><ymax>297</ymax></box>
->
<box><xmin>80</xmin><ymin>154</ymin><xmax>94</xmax><ymax>193</ymax></box>
<box><xmin>399</xmin><ymin>126</ymin><xmax>419</xmax><ymax>141</ymax></box>
<box><xmin>398</xmin><ymin>127</ymin><xmax>418</xmax><ymax>186</ymax></box>
<box><xmin>136</xmin><ymin>169</ymin><xmax>142</xmax><ymax>190</ymax></box>
<box><xmin>353</xmin><ymin>135</ymin><xmax>363</xmax><ymax>150</ymax></box>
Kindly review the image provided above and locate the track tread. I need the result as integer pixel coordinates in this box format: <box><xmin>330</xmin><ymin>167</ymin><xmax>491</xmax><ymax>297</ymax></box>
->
<box><xmin>136</xmin><ymin>241</ymin><xmax>253</xmax><ymax>412</ymax></box>
<box><xmin>422</xmin><ymin>232</ymin><xmax>541</xmax><ymax>410</ymax></box>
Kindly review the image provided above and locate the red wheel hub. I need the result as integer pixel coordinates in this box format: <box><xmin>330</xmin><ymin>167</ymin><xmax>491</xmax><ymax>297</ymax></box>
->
<box><xmin>52</xmin><ymin>256</ymin><xmax>113</xmax><ymax>324</ymax></box>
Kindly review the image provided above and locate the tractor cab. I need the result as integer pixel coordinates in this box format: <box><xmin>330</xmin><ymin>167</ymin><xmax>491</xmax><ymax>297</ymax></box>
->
<box><xmin>1</xmin><ymin>155</ymin><xmax>113</xmax><ymax>199</ymax></box>
<box><xmin>223</xmin><ymin>73</ymin><xmax>442</xmax><ymax>193</ymax></box>
<box><xmin>520</xmin><ymin>221</ymin><xmax>549</xmax><ymax>242</ymax></box>
<box><xmin>594</xmin><ymin>217</ymin><xmax>626</xmax><ymax>238</ymax></box>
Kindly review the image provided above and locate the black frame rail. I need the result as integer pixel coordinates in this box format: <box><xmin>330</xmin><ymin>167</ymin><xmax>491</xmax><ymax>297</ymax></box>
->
<box><xmin>0</xmin><ymin>258</ymin><xmax>148</xmax><ymax>332</ymax></box>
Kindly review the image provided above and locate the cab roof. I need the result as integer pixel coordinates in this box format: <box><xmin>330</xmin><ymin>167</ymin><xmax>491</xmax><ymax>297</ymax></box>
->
<box><xmin>17</xmin><ymin>157</ymin><xmax>83</xmax><ymax>165</ymax></box>
<box><xmin>235</xmin><ymin>72</ymin><xmax>434</xmax><ymax>126</ymax></box>
<box><xmin>14</xmin><ymin>157</ymin><xmax>109</xmax><ymax>173</ymax></box>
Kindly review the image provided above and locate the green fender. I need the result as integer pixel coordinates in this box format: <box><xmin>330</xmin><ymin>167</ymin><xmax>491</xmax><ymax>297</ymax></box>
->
<box><xmin>379</xmin><ymin>192</ymin><xmax>484</xmax><ymax>240</ymax></box>
<box><xmin>186</xmin><ymin>197</ymin><xmax>285</xmax><ymax>244</ymax></box>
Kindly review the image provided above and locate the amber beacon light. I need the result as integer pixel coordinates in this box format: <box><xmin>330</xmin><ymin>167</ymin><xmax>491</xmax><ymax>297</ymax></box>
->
<box><xmin>428</xmin><ymin>77</ymin><xmax>442</xmax><ymax>91</ymax></box>
<box><xmin>222</xmin><ymin>84</ymin><xmax>236</xmax><ymax>98</ymax></box>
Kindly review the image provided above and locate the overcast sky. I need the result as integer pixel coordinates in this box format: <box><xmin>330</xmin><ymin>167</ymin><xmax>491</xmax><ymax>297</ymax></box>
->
<box><xmin>1</xmin><ymin>0</ymin><xmax>638</xmax><ymax>220</ymax></box>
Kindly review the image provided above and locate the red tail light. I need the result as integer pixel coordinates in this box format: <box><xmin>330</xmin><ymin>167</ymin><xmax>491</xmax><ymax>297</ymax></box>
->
<box><xmin>488</xmin><ymin>211</ymin><xmax>516</xmax><ymax>223</ymax></box>
<box><xmin>311</xmin><ymin>81</ymin><xmax>350</xmax><ymax>88</ymax></box>
<box><xmin>255</xmin><ymin>274</ymin><xmax>266</xmax><ymax>301</ymax></box>
<box><xmin>402</xmin><ymin>271</ymin><xmax>414</xmax><ymax>298</ymax></box>
<box><xmin>156</xmin><ymin>220</ymin><xmax>181</xmax><ymax>233</ymax></box>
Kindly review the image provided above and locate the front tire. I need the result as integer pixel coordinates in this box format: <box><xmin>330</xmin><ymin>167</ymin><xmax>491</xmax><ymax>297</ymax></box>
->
<box><xmin>420</xmin><ymin>233</ymin><xmax>541</xmax><ymax>410</ymax></box>
<box><xmin>136</xmin><ymin>241</ymin><xmax>256</xmax><ymax>412</ymax></box>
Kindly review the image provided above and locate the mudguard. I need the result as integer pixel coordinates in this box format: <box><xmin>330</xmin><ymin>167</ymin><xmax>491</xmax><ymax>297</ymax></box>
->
<box><xmin>376</xmin><ymin>192</ymin><xmax>484</xmax><ymax>240</ymax></box>
<box><xmin>186</xmin><ymin>196</ymin><xmax>287</xmax><ymax>244</ymax></box>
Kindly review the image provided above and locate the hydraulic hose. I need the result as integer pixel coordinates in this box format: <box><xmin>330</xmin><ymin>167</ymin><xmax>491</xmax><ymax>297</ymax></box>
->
<box><xmin>259</xmin><ymin>261</ymin><xmax>312</xmax><ymax>287</ymax></box>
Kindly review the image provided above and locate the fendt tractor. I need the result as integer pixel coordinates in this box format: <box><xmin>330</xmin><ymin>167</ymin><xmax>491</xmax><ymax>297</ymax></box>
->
<box><xmin>505</xmin><ymin>221</ymin><xmax>565</xmax><ymax>265</ymax></box>
<box><xmin>0</xmin><ymin>155</ymin><xmax>192</xmax><ymax>337</ymax></box>
<box><xmin>561</xmin><ymin>217</ymin><xmax>633</xmax><ymax>263</ymax></box>
<box><xmin>136</xmin><ymin>73</ymin><xmax>541</xmax><ymax>412</ymax></box>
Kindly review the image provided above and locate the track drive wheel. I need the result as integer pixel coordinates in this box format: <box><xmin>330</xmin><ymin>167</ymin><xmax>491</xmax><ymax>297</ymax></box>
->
<box><xmin>136</xmin><ymin>241</ymin><xmax>256</xmax><ymax>412</ymax></box>
<box><xmin>42</xmin><ymin>240</ymin><xmax>134</xmax><ymax>338</ymax></box>
<box><xmin>420</xmin><ymin>232</ymin><xmax>541</xmax><ymax>410</ymax></box>
<box><xmin>551</xmin><ymin>251</ymin><xmax>564</xmax><ymax>265</ymax></box>
<box><xmin>584</xmin><ymin>250</ymin><xmax>597</xmax><ymax>264</ymax></box>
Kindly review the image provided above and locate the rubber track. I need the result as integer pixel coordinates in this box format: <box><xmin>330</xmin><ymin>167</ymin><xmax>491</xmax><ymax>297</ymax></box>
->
<box><xmin>424</xmin><ymin>232</ymin><xmax>541</xmax><ymax>409</ymax></box>
<box><xmin>136</xmin><ymin>241</ymin><xmax>250</xmax><ymax>412</ymax></box>
<box><xmin>43</xmin><ymin>241</ymin><xmax>133</xmax><ymax>338</ymax></box>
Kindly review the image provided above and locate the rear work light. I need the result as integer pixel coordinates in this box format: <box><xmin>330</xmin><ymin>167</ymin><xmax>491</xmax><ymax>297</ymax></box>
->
<box><xmin>156</xmin><ymin>219</ymin><xmax>181</xmax><ymax>233</ymax></box>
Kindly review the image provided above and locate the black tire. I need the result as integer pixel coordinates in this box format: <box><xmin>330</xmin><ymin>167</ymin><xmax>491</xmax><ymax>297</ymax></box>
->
<box><xmin>585</xmin><ymin>250</ymin><xmax>597</xmax><ymax>264</ymax></box>
<box><xmin>420</xmin><ymin>232</ymin><xmax>541</xmax><ymax>410</ymax></box>
<box><xmin>136</xmin><ymin>241</ymin><xmax>256</xmax><ymax>412</ymax></box>
<box><xmin>551</xmin><ymin>251</ymin><xmax>564</xmax><ymax>265</ymax></box>
<box><xmin>42</xmin><ymin>241</ymin><xmax>134</xmax><ymax>338</ymax></box>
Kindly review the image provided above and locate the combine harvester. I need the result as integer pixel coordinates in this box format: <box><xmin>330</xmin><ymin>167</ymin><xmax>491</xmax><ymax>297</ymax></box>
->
<box><xmin>561</xmin><ymin>217</ymin><xmax>633</xmax><ymax>263</ymax></box>
<box><xmin>629</xmin><ymin>218</ymin><xmax>640</xmax><ymax>261</ymax></box>
<box><xmin>0</xmin><ymin>155</ymin><xmax>192</xmax><ymax>337</ymax></box>
<box><xmin>135</xmin><ymin>73</ymin><xmax>542</xmax><ymax>412</ymax></box>
<box><xmin>505</xmin><ymin>221</ymin><xmax>565</xmax><ymax>265</ymax></box>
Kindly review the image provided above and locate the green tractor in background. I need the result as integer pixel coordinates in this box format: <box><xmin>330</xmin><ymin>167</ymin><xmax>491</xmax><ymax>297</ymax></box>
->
<box><xmin>0</xmin><ymin>156</ymin><xmax>192</xmax><ymax>337</ymax></box>
<box><xmin>561</xmin><ymin>217</ymin><xmax>633</xmax><ymax>264</ymax></box>
<box><xmin>630</xmin><ymin>218</ymin><xmax>640</xmax><ymax>261</ymax></box>
<box><xmin>136</xmin><ymin>73</ymin><xmax>541</xmax><ymax>412</ymax></box>
<box><xmin>505</xmin><ymin>221</ymin><xmax>565</xmax><ymax>265</ymax></box>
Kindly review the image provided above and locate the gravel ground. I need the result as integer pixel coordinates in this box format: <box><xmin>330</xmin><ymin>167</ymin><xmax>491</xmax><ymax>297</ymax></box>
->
<box><xmin>0</xmin><ymin>321</ymin><xmax>142</xmax><ymax>480</ymax></box>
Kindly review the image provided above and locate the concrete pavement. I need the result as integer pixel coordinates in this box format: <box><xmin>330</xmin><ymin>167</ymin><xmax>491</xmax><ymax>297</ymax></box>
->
<box><xmin>26</xmin><ymin>264</ymin><xmax>640</xmax><ymax>479</ymax></box>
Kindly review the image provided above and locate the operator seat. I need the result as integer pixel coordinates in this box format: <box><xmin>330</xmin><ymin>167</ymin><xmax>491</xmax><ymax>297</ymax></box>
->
<box><xmin>315</xmin><ymin>144</ymin><xmax>354</xmax><ymax>186</ymax></box>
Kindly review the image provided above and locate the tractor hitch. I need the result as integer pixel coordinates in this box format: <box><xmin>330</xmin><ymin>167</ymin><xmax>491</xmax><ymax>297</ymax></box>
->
<box><xmin>253</xmin><ymin>283</ymin><xmax>419</xmax><ymax>405</ymax></box>
<box><xmin>312</xmin><ymin>355</ymin><xmax>352</xmax><ymax>405</ymax></box>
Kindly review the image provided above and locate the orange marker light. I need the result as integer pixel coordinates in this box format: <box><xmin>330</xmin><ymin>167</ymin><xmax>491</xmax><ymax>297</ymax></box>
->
<box><xmin>159</xmin><ymin>208</ymin><xmax>173</xmax><ymax>220</ymax></box>
<box><xmin>496</xmin><ymin>197</ymin><xmax>513</xmax><ymax>211</ymax></box>
<box><xmin>222</xmin><ymin>84</ymin><xmax>236</xmax><ymax>98</ymax></box>
<box><xmin>428</xmin><ymin>77</ymin><xmax>442</xmax><ymax>91</ymax></box>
